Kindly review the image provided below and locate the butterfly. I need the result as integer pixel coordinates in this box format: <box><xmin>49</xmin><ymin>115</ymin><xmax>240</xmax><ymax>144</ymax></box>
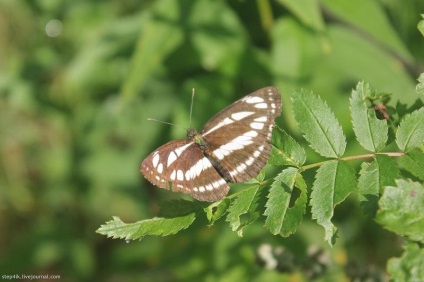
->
<box><xmin>141</xmin><ymin>86</ymin><xmax>282</xmax><ymax>202</ymax></box>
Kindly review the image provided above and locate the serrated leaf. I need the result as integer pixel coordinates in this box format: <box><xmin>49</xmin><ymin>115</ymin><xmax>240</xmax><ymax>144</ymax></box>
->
<box><xmin>96</xmin><ymin>214</ymin><xmax>196</xmax><ymax>240</ymax></box>
<box><xmin>350</xmin><ymin>82</ymin><xmax>388</xmax><ymax>151</ymax></box>
<box><xmin>269</xmin><ymin>125</ymin><xmax>306</xmax><ymax>167</ymax></box>
<box><xmin>399</xmin><ymin>149</ymin><xmax>424</xmax><ymax>181</ymax></box>
<box><xmin>264</xmin><ymin>168</ymin><xmax>307</xmax><ymax>237</ymax></box>
<box><xmin>292</xmin><ymin>90</ymin><xmax>346</xmax><ymax>158</ymax></box>
<box><xmin>358</xmin><ymin>155</ymin><xmax>398</xmax><ymax>216</ymax></box>
<box><xmin>376</xmin><ymin>179</ymin><xmax>424</xmax><ymax>242</ymax></box>
<box><xmin>396</xmin><ymin>108</ymin><xmax>424</xmax><ymax>151</ymax></box>
<box><xmin>387</xmin><ymin>242</ymin><xmax>424</xmax><ymax>282</ymax></box>
<box><xmin>226</xmin><ymin>185</ymin><xmax>263</xmax><ymax>236</ymax></box>
<box><xmin>204</xmin><ymin>198</ymin><xmax>231</xmax><ymax>225</ymax></box>
<box><xmin>310</xmin><ymin>161</ymin><xmax>357</xmax><ymax>245</ymax></box>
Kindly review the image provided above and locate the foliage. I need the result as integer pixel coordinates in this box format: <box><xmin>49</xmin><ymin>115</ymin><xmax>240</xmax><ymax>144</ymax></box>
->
<box><xmin>98</xmin><ymin>82</ymin><xmax>424</xmax><ymax>280</ymax></box>
<box><xmin>1</xmin><ymin>0</ymin><xmax>424</xmax><ymax>281</ymax></box>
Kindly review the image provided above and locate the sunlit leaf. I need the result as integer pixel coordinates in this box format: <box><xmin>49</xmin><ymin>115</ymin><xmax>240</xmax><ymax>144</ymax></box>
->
<box><xmin>358</xmin><ymin>155</ymin><xmax>398</xmax><ymax>216</ymax></box>
<box><xmin>396</xmin><ymin>108</ymin><xmax>424</xmax><ymax>151</ymax></box>
<box><xmin>264</xmin><ymin>168</ymin><xmax>307</xmax><ymax>236</ymax></box>
<box><xmin>293</xmin><ymin>90</ymin><xmax>346</xmax><ymax>158</ymax></box>
<box><xmin>399</xmin><ymin>149</ymin><xmax>424</xmax><ymax>181</ymax></box>
<box><xmin>376</xmin><ymin>179</ymin><xmax>424</xmax><ymax>242</ymax></box>
<box><xmin>387</xmin><ymin>242</ymin><xmax>424</xmax><ymax>282</ymax></box>
<box><xmin>269</xmin><ymin>125</ymin><xmax>306</xmax><ymax>167</ymax></box>
<box><xmin>310</xmin><ymin>161</ymin><xmax>357</xmax><ymax>245</ymax></box>
<box><xmin>226</xmin><ymin>185</ymin><xmax>263</xmax><ymax>236</ymax></box>
<box><xmin>204</xmin><ymin>198</ymin><xmax>231</xmax><ymax>225</ymax></box>
<box><xmin>96</xmin><ymin>215</ymin><xmax>196</xmax><ymax>240</ymax></box>
<box><xmin>350</xmin><ymin>81</ymin><xmax>388</xmax><ymax>152</ymax></box>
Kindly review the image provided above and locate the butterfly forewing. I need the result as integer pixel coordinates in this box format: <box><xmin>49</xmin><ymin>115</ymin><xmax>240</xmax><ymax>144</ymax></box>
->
<box><xmin>141</xmin><ymin>86</ymin><xmax>282</xmax><ymax>202</ymax></box>
<box><xmin>200</xmin><ymin>87</ymin><xmax>281</xmax><ymax>182</ymax></box>
<box><xmin>141</xmin><ymin>140</ymin><xmax>229</xmax><ymax>201</ymax></box>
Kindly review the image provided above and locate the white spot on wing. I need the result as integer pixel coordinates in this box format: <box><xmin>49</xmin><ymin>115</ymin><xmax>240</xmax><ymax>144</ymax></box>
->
<box><xmin>253</xmin><ymin>150</ymin><xmax>261</xmax><ymax>158</ymax></box>
<box><xmin>195</xmin><ymin>159</ymin><xmax>205</xmax><ymax>176</ymax></box>
<box><xmin>236</xmin><ymin>163</ymin><xmax>247</xmax><ymax>173</ymax></box>
<box><xmin>216</xmin><ymin>131</ymin><xmax>259</xmax><ymax>158</ymax></box>
<box><xmin>254</xmin><ymin>116</ymin><xmax>267</xmax><ymax>122</ymax></box>
<box><xmin>213</xmin><ymin>148</ymin><xmax>230</xmax><ymax>160</ymax></box>
<box><xmin>167</xmin><ymin>151</ymin><xmax>177</xmax><ymax>167</ymax></box>
<box><xmin>250</xmin><ymin>122</ymin><xmax>264</xmax><ymax>130</ymax></box>
<box><xmin>157</xmin><ymin>163</ymin><xmax>163</xmax><ymax>173</ymax></box>
<box><xmin>245</xmin><ymin>96</ymin><xmax>264</xmax><ymax>103</ymax></box>
<box><xmin>245</xmin><ymin>156</ymin><xmax>255</xmax><ymax>166</ymax></box>
<box><xmin>255</xmin><ymin>103</ymin><xmax>268</xmax><ymax>109</ymax></box>
<box><xmin>187</xmin><ymin>157</ymin><xmax>212</xmax><ymax>180</ymax></box>
<box><xmin>244</xmin><ymin>130</ymin><xmax>258</xmax><ymax>138</ymax></box>
<box><xmin>177</xmin><ymin>170</ymin><xmax>184</xmax><ymax>181</ymax></box>
<box><xmin>185</xmin><ymin>170</ymin><xmax>191</xmax><ymax>181</ymax></box>
<box><xmin>231</xmin><ymin>111</ymin><xmax>254</xmax><ymax>121</ymax></box>
<box><xmin>175</xmin><ymin>143</ymin><xmax>191</xmax><ymax>156</ymax></box>
<box><xmin>203</xmin><ymin>117</ymin><xmax>234</xmax><ymax>136</ymax></box>
<box><xmin>170</xmin><ymin>170</ymin><xmax>176</xmax><ymax>180</ymax></box>
<box><xmin>221</xmin><ymin>142</ymin><xmax>243</xmax><ymax>151</ymax></box>
<box><xmin>152</xmin><ymin>153</ymin><xmax>160</xmax><ymax>168</ymax></box>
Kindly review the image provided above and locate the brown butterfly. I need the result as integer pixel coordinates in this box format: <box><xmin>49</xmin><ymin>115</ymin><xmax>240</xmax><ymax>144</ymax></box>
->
<box><xmin>141</xmin><ymin>87</ymin><xmax>282</xmax><ymax>202</ymax></box>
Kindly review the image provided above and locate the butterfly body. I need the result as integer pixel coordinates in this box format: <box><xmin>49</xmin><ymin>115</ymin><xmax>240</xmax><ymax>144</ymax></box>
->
<box><xmin>141</xmin><ymin>87</ymin><xmax>282</xmax><ymax>202</ymax></box>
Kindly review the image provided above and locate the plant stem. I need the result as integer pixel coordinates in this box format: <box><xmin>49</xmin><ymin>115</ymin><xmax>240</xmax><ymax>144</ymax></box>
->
<box><xmin>301</xmin><ymin>152</ymin><xmax>405</xmax><ymax>171</ymax></box>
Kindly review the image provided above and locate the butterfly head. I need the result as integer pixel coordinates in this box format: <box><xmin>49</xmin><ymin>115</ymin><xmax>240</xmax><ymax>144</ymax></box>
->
<box><xmin>187</xmin><ymin>128</ymin><xmax>207</xmax><ymax>151</ymax></box>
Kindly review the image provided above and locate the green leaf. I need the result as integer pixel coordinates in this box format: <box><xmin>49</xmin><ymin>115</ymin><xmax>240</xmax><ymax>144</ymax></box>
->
<box><xmin>264</xmin><ymin>168</ymin><xmax>307</xmax><ymax>237</ymax></box>
<box><xmin>399</xmin><ymin>149</ymin><xmax>424</xmax><ymax>181</ymax></box>
<box><xmin>416</xmin><ymin>73</ymin><xmax>424</xmax><ymax>95</ymax></box>
<box><xmin>292</xmin><ymin>90</ymin><xmax>346</xmax><ymax>158</ymax></box>
<box><xmin>189</xmin><ymin>0</ymin><xmax>246</xmax><ymax>73</ymax></box>
<box><xmin>204</xmin><ymin>198</ymin><xmax>231</xmax><ymax>225</ymax></box>
<box><xmin>276</xmin><ymin>0</ymin><xmax>325</xmax><ymax>31</ymax></box>
<box><xmin>350</xmin><ymin>81</ymin><xmax>388</xmax><ymax>152</ymax></box>
<box><xmin>226</xmin><ymin>185</ymin><xmax>263</xmax><ymax>236</ymax></box>
<box><xmin>396</xmin><ymin>108</ymin><xmax>424</xmax><ymax>151</ymax></box>
<box><xmin>387</xmin><ymin>242</ymin><xmax>424</xmax><ymax>282</ymax></box>
<box><xmin>376</xmin><ymin>179</ymin><xmax>424</xmax><ymax>242</ymax></box>
<box><xmin>121</xmin><ymin>0</ymin><xmax>183</xmax><ymax>100</ymax></box>
<box><xmin>358</xmin><ymin>155</ymin><xmax>398</xmax><ymax>216</ymax></box>
<box><xmin>96</xmin><ymin>214</ymin><xmax>196</xmax><ymax>240</ymax></box>
<box><xmin>418</xmin><ymin>14</ymin><xmax>424</xmax><ymax>37</ymax></box>
<box><xmin>310</xmin><ymin>161</ymin><xmax>357</xmax><ymax>245</ymax></box>
<box><xmin>321</xmin><ymin>0</ymin><xmax>413</xmax><ymax>62</ymax></box>
<box><xmin>158</xmin><ymin>199</ymin><xmax>201</xmax><ymax>217</ymax></box>
<box><xmin>271</xmin><ymin>18</ymin><xmax>322</xmax><ymax>79</ymax></box>
<box><xmin>269</xmin><ymin>125</ymin><xmax>306</xmax><ymax>167</ymax></box>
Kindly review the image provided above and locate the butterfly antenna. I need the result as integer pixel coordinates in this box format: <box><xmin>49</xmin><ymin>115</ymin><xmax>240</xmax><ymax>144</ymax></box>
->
<box><xmin>189</xmin><ymin>88</ymin><xmax>195</xmax><ymax>129</ymax></box>
<box><xmin>147</xmin><ymin>118</ymin><xmax>187</xmax><ymax>130</ymax></box>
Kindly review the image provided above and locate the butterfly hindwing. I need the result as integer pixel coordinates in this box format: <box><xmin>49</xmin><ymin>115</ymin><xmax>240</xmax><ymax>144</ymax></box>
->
<box><xmin>141</xmin><ymin>140</ymin><xmax>229</xmax><ymax>202</ymax></box>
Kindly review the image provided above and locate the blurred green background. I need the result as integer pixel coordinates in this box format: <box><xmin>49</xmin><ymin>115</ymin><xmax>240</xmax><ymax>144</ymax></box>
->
<box><xmin>1</xmin><ymin>0</ymin><xmax>423</xmax><ymax>281</ymax></box>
